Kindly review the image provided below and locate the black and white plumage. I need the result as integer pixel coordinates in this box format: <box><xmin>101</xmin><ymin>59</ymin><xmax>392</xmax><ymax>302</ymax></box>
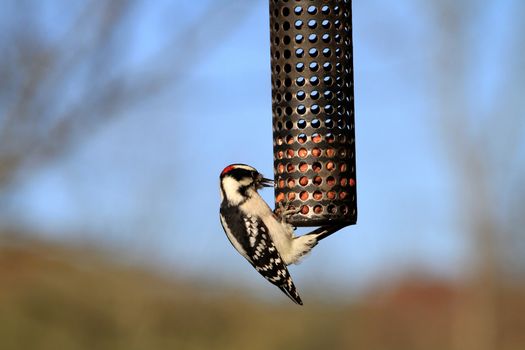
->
<box><xmin>219</xmin><ymin>163</ymin><xmax>324</xmax><ymax>305</ymax></box>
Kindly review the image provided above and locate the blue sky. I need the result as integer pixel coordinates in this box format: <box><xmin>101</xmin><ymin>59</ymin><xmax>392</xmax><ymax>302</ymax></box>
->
<box><xmin>4</xmin><ymin>0</ymin><xmax>523</xmax><ymax>297</ymax></box>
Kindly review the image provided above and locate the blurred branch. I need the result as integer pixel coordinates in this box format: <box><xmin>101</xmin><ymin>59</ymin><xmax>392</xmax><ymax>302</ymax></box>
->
<box><xmin>425</xmin><ymin>1</ymin><xmax>525</xmax><ymax>349</ymax></box>
<box><xmin>0</xmin><ymin>0</ymin><xmax>252</xmax><ymax>189</ymax></box>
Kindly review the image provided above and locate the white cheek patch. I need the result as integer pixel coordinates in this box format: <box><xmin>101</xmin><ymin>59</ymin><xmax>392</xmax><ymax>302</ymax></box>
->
<box><xmin>222</xmin><ymin>177</ymin><xmax>244</xmax><ymax>205</ymax></box>
<box><xmin>238</xmin><ymin>178</ymin><xmax>253</xmax><ymax>187</ymax></box>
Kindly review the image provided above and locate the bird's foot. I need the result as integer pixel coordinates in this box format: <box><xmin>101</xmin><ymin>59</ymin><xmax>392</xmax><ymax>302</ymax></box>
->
<box><xmin>275</xmin><ymin>201</ymin><xmax>300</xmax><ymax>223</ymax></box>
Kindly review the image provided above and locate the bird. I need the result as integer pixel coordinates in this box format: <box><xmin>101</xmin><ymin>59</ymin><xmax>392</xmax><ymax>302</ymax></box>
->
<box><xmin>219</xmin><ymin>163</ymin><xmax>337</xmax><ymax>305</ymax></box>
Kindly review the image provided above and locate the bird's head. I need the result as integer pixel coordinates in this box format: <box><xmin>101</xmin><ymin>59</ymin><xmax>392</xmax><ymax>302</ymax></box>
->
<box><xmin>220</xmin><ymin>164</ymin><xmax>273</xmax><ymax>205</ymax></box>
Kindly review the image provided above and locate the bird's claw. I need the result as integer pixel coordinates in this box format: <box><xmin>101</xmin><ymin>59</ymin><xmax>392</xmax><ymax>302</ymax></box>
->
<box><xmin>275</xmin><ymin>201</ymin><xmax>300</xmax><ymax>223</ymax></box>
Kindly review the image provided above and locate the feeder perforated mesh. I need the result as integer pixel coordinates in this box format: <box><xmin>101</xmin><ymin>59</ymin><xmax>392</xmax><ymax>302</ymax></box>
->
<box><xmin>270</xmin><ymin>0</ymin><xmax>356</xmax><ymax>226</ymax></box>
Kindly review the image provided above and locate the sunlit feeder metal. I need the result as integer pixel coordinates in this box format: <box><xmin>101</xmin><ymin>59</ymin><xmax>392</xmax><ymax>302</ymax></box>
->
<box><xmin>270</xmin><ymin>0</ymin><xmax>357</xmax><ymax>236</ymax></box>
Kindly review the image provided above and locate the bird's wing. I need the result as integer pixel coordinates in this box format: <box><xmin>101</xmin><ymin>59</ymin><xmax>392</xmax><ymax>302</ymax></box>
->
<box><xmin>220</xmin><ymin>206</ymin><xmax>303</xmax><ymax>305</ymax></box>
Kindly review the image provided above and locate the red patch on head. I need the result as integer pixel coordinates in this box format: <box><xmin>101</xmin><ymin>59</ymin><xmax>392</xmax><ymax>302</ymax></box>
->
<box><xmin>221</xmin><ymin>165</ymin><xmax>236</xmax><ymax>177</ymax></box>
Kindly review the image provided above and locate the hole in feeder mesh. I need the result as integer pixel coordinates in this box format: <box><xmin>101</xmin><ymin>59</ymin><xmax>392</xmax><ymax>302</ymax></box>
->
<box><xmin>297</xmin><ymin>91</ymin><xmax>306</xmax><ymax>100</ymax></box>
<box><xmin>284</xmin><ymin>64</ymin><xmax>292</xmax><ymax>73</ymax></box>
<box><xmin>327</xmin><ymin>191</ymin><xmax>336</xmax><ymax>200</ymax></box>
<box><xmin>312</xmin><ymin>162</ymin><xmax>321</xmax><ymax>172</ymax></box>
<box><xmin>308</xmin><ymin>34</ymin><xmax>317</xmax><ymax>43</ymax></box>
<box><xmin>309</xmin><ymin>62</ymin><xmax>319</xmax><ymax>71</ymax></box>
<box><xmin>285</xmin><ymin>120</ymin><xmax>293</xmax><ymax>129</ymax></box>
<box><xmin>298</xmin><ymin>148</ymin><xmax>308</xmax><ymax>158</ymax></box>
<box><xmin>299</xmin><ymin>162</ymin><xmax>308</xmax><ymax>172</ymax></box>
<box><xmin>285</xmin><ymin>78</ymin><xmax>292</xmax><ymax>87</ymax></box>
<box><xmin>340</xmin><ymin>178</ymin><xmax>348</xmax><ymax>187</ymax></box>
<box><xmin>288</xmin><ymin>192</ymin><xmax>296</xmax><ymax>201</ymax></box>
<box><xmin>284</xmin><ymin>50</ymin><xmax>291</xmax><ymax>59</ymax></box>
<box><xmin>324</xmin><ymin>90</ymin><xmax>333</xmax><ymax>100</ymax></box>
<box><xmin>325</xmin><ymin>119</ymin><xmax>334</xmax><ymax>128</ymax></box>
<box><xmin>321</xmin><ymin>19</ymin><xmax>330</xmax><ymax>29</ymax></box>
<box><xmin>325</xmin><ymin>104</ymin><xmax>334</xmax><ymax>115</ymax></box>
<box><xmin>327</xmin><ymin>176</ymin><xmax>336</xmax><ymax>186</ymax></box>
<box><xmin>312</xmin><ymin>148</ymin><xmax>321</xmax><ymax>157</ymax></box>
<box><xmin>314</xmin><ymin>205</ymin><xmax>323</xmax><ymax>214</ymax></box>
<box><xmin>285</xmin><ymin>135</ymin><xmax>293</xmax><ymax>145</ymax></box>
<box><xmin>278</xmin><ymin>164</ymin><xmax>285</xmax><ymax>173</ymax></box>
<box><xmin>300</xmin><ymin>191</ymin><xmax>308</xmax><ymax>201</ymax></box>
<box><xmin>295</xmin><ymin>34</ymin><xmax>304</xmax><ymax>44</ymax></box>
<box><xmin>276</xmin><ymin>193</ymin><xmax>285</xmax><ymax>202</ymax></box>
<box><xmin>324</xmin><ymin>76</ymin><xmax>333</xmax><ymax>86</ymax></box>
<box><xmin>294</xmin><ymin>6</ymin><xmax>302</xmax><ymax>15</ymax></box>
<box><xmin>286</xmin><ymin>149</ymin><xmax>294</xmax><ymax>158</ymax></box>
<box><xmin>313</xmin><ymin>191</ymin><xmax>322</xmax><ymax>200</ymax></box>
<box><xmin>277</xmin><ymin>150</ymin><xmax>284</xmax><ymax>159</ymax></box>
<box><xmin>309</xmin><ymin>48</ymin><xmax>318</xmax><ymax>57</ymax></box>
<box><xmin>310</xmin><ymin>76</ymin><xmax>319</xmax><ymax>85</ymax></box>
<box><xmin>323</xmin><ymin>62</ymin><xmax>332</xmax><ymax>71</ymax></box>
<box><xmin>321</xmin><ymin>5</ymin><xmax>330</xmax><ymax>14</ymax></box>
<box><xmin>285</xmin><ymin>92</ymin><xmax>292</xmax><ymax>101</ymax></box>
<box><xmin>342</xmin><ymin>205</ymin><xmax>349</xmax><ymax>215</ymax></box>
<box><xmin>298</xmin><ymin>133</ymin><xmax>307</xmax><ymax>144</ymax></box>
<box><xmin>282</xmin><ymin>7</ymin><xmax>290</xmax><ymax>16</ymax></box>
<box><xmin>313</xmin><ymin>176</ymin><xmax>322</xmax><ymax>185</ymax></box>
<box><xmin>322</xmin><ymin>33</ymin><xmax>330</xmax><ymax>43</ymax></box>
<box><xmin>283</xmin><ymin>36</ymin><xmax>291</xmax><ymax>45</ymax></box>
<box><xmin>287</xmin><ymin>179</ymin><xmax>296</xmax><ymax>188</ymax></box>
<box><xmin>308</xmin><ymin>19</ymin><xmax>317</xmax><ymax>29</ymax></box>
<box><xmin>296</xmin><ymin>48</ymin><xmax>304</xmax><ymax>58</ymax></box>
<box><xmin>311</xmin><ymin>90</ymin><xmax>320</xmax><ymax>100</ymax></box>
<box><xmin>276</xmin><ymin>136</ymin><xmax>283</xmax><ymax>145</ymax></box>
<box><xmin>283</xmin><ymin>21</ymin><xmax>290</xmax><ymax>30</ymax></box>
<box><xmin>295</xmin><ymin>20</ymin><xmax>303</xmax><ymax>29</ymax></box>
<box><xmin>287</xmin><ymin>164</ymin><xmax>295</xmax><ymax>172</ymax></box>
<box><xmin>311</xmin><ymin>119</ymin><xmax>320</xmax><ymax>128</ymax></box>
<box><xmin>349</xmin><ymin>178</ymin><xmax>356</xmax><ymax>187</ymax></box>
<box><xmin>326</xmin><ymin>161</ymin><xmax>335</xmax><ymax>170</ymax></box>
<box><xmin>297</xmin><ymin>77</ymin><xmax>306</xmax><ymax>86</ymax></box>
<box><xmin>311</xmin><ymin>104</ymin><xmax>320</xmax><ymax>114</ymax></box>
<box><xmin>312</xmin><ymin>133</ymin><xmax>321</xmax><ymax>143</ymax></box>
<box><xmin>301</xmin><ymin>205</ymin><xmax>309</xmax><ymax>214</ymax></box>
<box><xmin>327</xmin><ymin>205</ymin><xmax>336</xmax><ymax>214</ymax></box>
<box><xmin>278</xmin><ymin>179</ymin><xmax>285</xmax><ymax>188</ymax></box>
<box><xmin>297</xmin><ymin>105</ymin><xmax>306</xmax><ymax>115</ymax></box>
<box><xmin>340</xmin><ymin>163</ymin><xmax>347</xmax><ymax>172</ymax></box>
<box><xmin>297</xmin><ymin>119</ymin><xmax>307</xmax><ymax>128</ymax></box>
<box><xmin>326</xmin><ymin>148</ymin><xmax>335</xmax><ymax>157</ymax></box>
<box><xmin>340</xmin><ymin>191</ymin><xmax>348</xmax><ymax>200</ymax></box>
<box><xmin>299</xmin><ymin>176</ymin><xmax>308</xmax><ymax>186</ymax></box>
<box><xmin>307</xmin><ymin>5</ymin><xmax>317</xmax><ymax>14</ymax></box>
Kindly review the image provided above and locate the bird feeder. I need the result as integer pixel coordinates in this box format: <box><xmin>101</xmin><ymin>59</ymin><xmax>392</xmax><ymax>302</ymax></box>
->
<box><xmin>271</xmin><ymin>0</ymin><xmax>357</xmax><ymax>230</ymax></box>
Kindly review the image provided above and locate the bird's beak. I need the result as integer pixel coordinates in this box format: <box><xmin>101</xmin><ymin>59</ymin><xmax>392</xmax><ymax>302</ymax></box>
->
<box><xmin>258</xmin><ymin>176</ymin><xmax>274</xmax><ymax>188</ymax></box>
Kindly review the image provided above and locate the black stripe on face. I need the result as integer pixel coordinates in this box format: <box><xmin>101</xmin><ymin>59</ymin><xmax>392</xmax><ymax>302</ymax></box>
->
<box><xmin>225</xmin><ymin>168</ymin><xmax>257</xmax><ymax>182</ymax></box>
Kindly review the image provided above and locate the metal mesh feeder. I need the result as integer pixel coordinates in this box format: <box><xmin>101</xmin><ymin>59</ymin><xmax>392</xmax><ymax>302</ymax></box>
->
<box><xmin>270</xmin><ymin>0</ymin><xmax>357</xmax><ymax>227</ymax></box>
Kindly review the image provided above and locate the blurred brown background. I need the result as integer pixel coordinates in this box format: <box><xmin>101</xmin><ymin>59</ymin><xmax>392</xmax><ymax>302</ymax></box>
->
<box><xmin>0</xmin><ymin>1</ymin><xmax>524</xmax><ymax>349</ymax></box>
